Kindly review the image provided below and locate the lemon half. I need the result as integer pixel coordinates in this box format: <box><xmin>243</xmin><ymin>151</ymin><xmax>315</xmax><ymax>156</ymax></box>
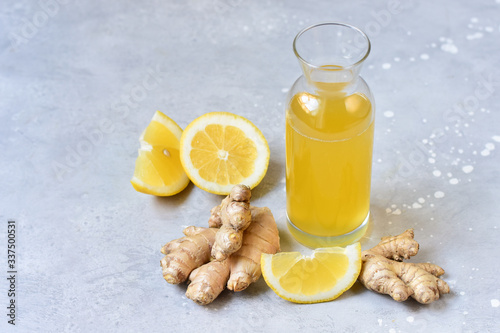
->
<box><xmin>179</xmin><ymin>112</ymin><xmax>270</xmax><ymax>195</ymax></box>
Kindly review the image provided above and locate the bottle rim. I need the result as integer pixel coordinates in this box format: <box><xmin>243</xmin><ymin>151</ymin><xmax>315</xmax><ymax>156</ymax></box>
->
<box><xmin>293</xmin><ymin>22</ymin><xmax>371</xmax><ymax>70</ymax></box>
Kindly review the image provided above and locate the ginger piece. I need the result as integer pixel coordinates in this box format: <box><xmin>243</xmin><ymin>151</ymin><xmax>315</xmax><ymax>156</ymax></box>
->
<box><xmin>358</xmin><ymin>229</ymin><xmax>450</xmax><ymax>304</ymax></box>
<box><xmin>227</xmin><ymin>206</ymin><xmax>281</xmax><ymax>291</ymax></box>
<box><xmin>210</xmin><ymin>184</ymin><xmax>252</xmax><ymax>261</ymax></box>
<box><xmin>185</xmin><ymin>206</ymin><xmax>280</xmax><ymax>304</ymax></box>
<box><xmin>208</xmin><ymin>205</ymin><xmax>222</xmax><ymax>228</ymax></box>
<box><xmin>161</xmin><ymin>185</ymin><xmax>281</xmax><ymax>305</ymax></box>
<box><xmin>186</xmin><ymin>259</ymin><xmax>231</xmax><ymax>305</ymax></box>
<box><xmin>160</xmin><ymin>226</ymin><xmax>217</xmax><ymax>284</ymax></box>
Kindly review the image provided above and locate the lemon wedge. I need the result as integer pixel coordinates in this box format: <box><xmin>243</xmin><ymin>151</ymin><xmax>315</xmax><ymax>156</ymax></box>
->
<box><xmin>261</xmin><ymin>243</ymin><xmax>361</xmax><ymax>303</ymax></box>
<box><xmin>179</xmin><ymin>112</ymin><xmax>270</xmax><ymax>195</ymax></box>
<box><xmin>131</xmin><ymin>111</ymin><xmax>190</xmax><ymax>196</ymax></box>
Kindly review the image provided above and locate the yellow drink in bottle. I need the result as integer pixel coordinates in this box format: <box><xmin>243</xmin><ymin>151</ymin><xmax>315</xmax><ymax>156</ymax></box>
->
<box><xmin>286</xmin><ymin>86</ymin><xmax>374</xmax><ymax>241</ymax></box>
<box><xmin>286</xmin><ymin>23</ymin><xmax>374</xmax><ymax>247</ymax></box>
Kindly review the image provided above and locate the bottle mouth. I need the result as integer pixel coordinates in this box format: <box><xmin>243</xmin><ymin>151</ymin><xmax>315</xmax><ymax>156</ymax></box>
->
<box><xmin>293</xmin><ymin>22</ymin><xmax>371</xmax><ymax>70</ymax></box>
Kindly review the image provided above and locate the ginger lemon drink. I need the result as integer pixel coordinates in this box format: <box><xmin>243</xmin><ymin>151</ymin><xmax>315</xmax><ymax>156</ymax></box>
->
<box><xmin>285</xmin><ymin>23</ymin><xmax>374</xmax><ymax>247</ymax></box>
<box><xmin>286</xmin><ymin>83</ymin><xmax>374</xmax><ymax>240</ymax></box>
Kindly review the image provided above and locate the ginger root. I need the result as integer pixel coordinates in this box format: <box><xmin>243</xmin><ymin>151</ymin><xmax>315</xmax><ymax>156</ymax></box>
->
<box><xmin>185</xmin><ymin>206</ymin><xmax>280</xmax><ymax>304</ymax></box>
<box><xmin>358</xmin><ymin>229</ymin><xmax>450</xmax><ymax>304</ymax></box>
<box><xmin>186</xmin><ymin>259</ymin><xmax>230</xmax><ymax>305</ymax></box>
<box><xmin>227</xmin><ymin>206</ymin><xmax>280</xmax><ymax>291</ymax></box>
<box><xmin>160</xmin><ymin>226</ymin><xmax>217</xmax><ymax>284</ymax></box>
<box><xmin>161</xmin><ymin>184</ymin><xmax>280</xmax><ymax>305</ymax></box>
<box><xmin>210</xmin><ymin>184</ymin><xmax>252</xmax><ymax>261</ymax></box>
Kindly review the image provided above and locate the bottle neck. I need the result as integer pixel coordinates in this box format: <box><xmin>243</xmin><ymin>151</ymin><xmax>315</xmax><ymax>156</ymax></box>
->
<box><xmin>301</xmin><ymin>63</ymin><xmax>362</xmax><ymax>93</ymax></box>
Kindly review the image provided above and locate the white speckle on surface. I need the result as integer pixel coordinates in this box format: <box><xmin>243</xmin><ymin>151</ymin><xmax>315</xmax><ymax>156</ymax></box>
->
<box><xmin>485</xmin><ymin>26</ymin><xmax>494</xmax><ymax>32</ymax></box>
<box><xmin>481</xmin><ymin>149</ymin><xmax>490</xmax><ymax>156</ymax></box>
<box><xmin>441</xmin><ymin>42</ymin><xmax>458</xmax><ymax>54</ymax></box>
<box><xmin>394</xmin><ymin>57</ymin><xmax>400</xmax><ymax>62</ymax></box>
<box><xmin>485</xmin><ymin>142</ymin><xmax>495</xmax><ymax>151</ymax></box>
<box><xmin>433</xmin><ymin>170</ymin><xmax>442</xmax><ymax>177</ymax></box>
<box><xmin>420</xmin><ymin>53</ymin><xmax>429</xmax><ymax>60</ymax></box>
<box><xmin>406</xmin><ymin>316</ymin><xmax>414</xmax><ymax>323</ymax></box>
<box><xmin>463</xmin><ymin>311</ymin><xmax>468</xmax><ymax>315</ymax></box>
<box><xmin>492</xmin><ymin>299</ymin><xmax>500</xmax><ymax>307</ymax></box>
<box><xmin>466</xmin><ymin>32</ymin><xmax>484</xmax><ymax>40</ymax></box>
<box><xmin>449</xmin><ymin>178</ymin><xmax>459</xmax><ymax>185</ymax></box>
<box><xmin>383</xmin><ymin>110</ymin><xmax>394</xmax><ymax>118</ymax></box>
<box><xmin>391</xmin><ymin>204</ymin><xmax>396</xmax><ymax>208</ymax></box>
<box><xmin>492</xmin><ymin>135</ymin><xmax>500</xmax><ymax>142</ymax></box>
<box><xmin>462</xmin><ymin>165</ymin><xmax>474</xmax><ymax>173</ymax></box>
<box><xmin>378</xmin><ymin>319</ymin><xmax>382</xmax><ymax>326</ymax></box>
<box><xmin>392</xmin><ymin>208</ymin><xmax>401</xmax><ymax>215</ymax></box>
<box><xmin>386</xmin><ymin>208</ymin><xmax>391</xmax><ymax>213</ymax></box>
<box><xmin>389</xmin><ymin>329</ymin><xmax>397</xmax><ymax>333</ymax></box>
<box><xmin>281</xmin><ymin>88</ymin><xmax>289</xmax><ymax>93</ymax></box>
<box><xmin>382</xmin><ymin>63</ymin><xmax>391</xmax><ymax>69</ymax></box>
<box><xmin>428</xmin><ymin>158</ymin><xmax>435</xmax><ymax>164</ymax></box>
<box><xmin>470</xmin><ymin>17</ymin><xmax>478</xmax><ymax>23</ymax></box>
<box><xmin>418</xmin><ymin>197</ymin><xmax>425</xmax><ymax>203</ymax></box>
<box><xmin>434</xmin><ymin>191</ymin><xmax>445</xmax><ymax>198</ymax></box>
<box><xmin>409</xmin><ymin>57</ymin><xmax>415</xmax><ymax>61</ymax></box>
<box><xmin>460</xmin><ymin>291</ymin><xmax>466</xmax><ymax>296</ymax></box>
<box><xmin>412</xmin><ymin>203</ymin><xmax>422</xmax><ymax>209</ymax></box>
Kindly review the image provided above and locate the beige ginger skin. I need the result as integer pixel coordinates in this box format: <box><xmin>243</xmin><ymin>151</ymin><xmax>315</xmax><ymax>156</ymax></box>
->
<box><xmin>186</xmin><ymin>206</ymin><xmax>280</xmax><ymax>304</ymax></box>
<box><xmin>227</xmin><ymin>206</ymin><xmax>280</xmax><ymax>291</ymax></box>
<box><xmin>161</xmin><ymin>184</ymin><xmax>280</xmax><ymax>305</ymax></box>
<box><xmin>209</xmin><ymin>184</ymin><xmax>253</xmax><ymax>261</ymax></box>
<box><xmin>358</xmin><ymin>229</ymin><xmax>450</xmax><ymax>304</ymax></box>
<box><xmin>160</xmin><ymin>226</ymin><xmax>218</xmax><ymax>284</ymax></box>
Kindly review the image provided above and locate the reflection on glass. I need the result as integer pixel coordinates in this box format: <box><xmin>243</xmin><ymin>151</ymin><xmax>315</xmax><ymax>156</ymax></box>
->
<box><xmin>298</xmin><ymin>93</ymin><xmax>319</xmax><ymax>115</ymax></box>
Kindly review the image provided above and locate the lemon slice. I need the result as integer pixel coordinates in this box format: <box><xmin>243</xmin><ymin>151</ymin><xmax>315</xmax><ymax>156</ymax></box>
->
<box><xmin>179</xmin><ymin>112</ymin><xmax>270</xmax><ymax>195</ymax></box>
<box><xmin>131</xmin><ymin>111</ymin><xmax>190</xmax><ymax>196</ymax></box>
<box><xmin>261</xmin><ymin>243</ymin><xmax>361</xmax><ymax>304</ymax></box>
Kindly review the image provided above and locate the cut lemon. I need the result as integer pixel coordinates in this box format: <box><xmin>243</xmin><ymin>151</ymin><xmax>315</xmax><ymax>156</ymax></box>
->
<box><xmin>131</xmin><ymin>111</ymin><xmax>190</xmax><ymax>196</ymax></box>
<box><xmin>261</xmin><ymin>243</ymin><xmax>361</xmax><ymax>304</ymax></box>
<box><xmin>179</xmin><ymin>112</ymin><xmax>270</xmax><ymax>195</ymax></box>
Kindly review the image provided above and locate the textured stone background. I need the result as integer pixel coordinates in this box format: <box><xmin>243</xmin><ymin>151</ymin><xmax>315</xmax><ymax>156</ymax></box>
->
<box><xmin>1</xmin><ymin>0</ymin><xmax>499</xmax><ymax>332</ymax></box>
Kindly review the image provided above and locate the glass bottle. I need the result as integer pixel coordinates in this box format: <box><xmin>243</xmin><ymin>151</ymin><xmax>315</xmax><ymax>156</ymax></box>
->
<box><xmin>285</xmin><ymin>23</ymin><xmax>375</xmax><ymax>248</ymax></box>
